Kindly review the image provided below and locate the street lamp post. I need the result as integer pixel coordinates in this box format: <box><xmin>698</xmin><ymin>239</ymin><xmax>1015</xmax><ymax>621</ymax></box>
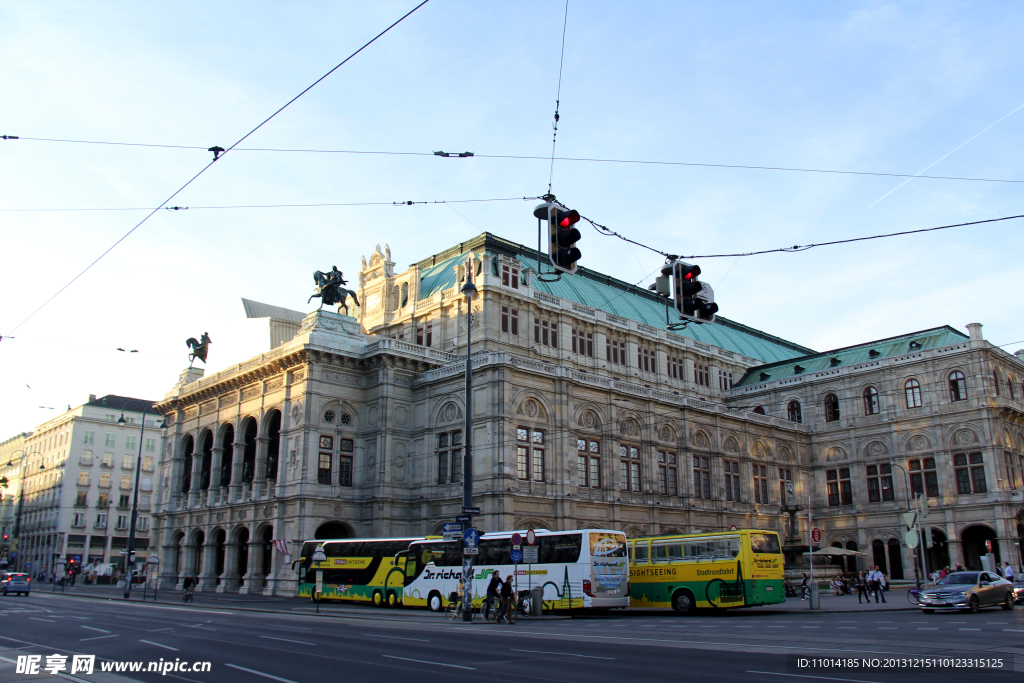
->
<box><xmin>116</xmin><ymin>401</ymin><xmax>167</xmax><ymax>600</ymax></box>
<box><xmin>460</xmin><ymin>257</ymin><xmax>477</xmax><ymax>622</ymax></box>
<box><xmin>5</xmin><ymin>450</ymin><xmax>34</xmax><ymax>573</ymax></box>
<box><xmin>888</xmin><ymin>462</ymin><xmax>922</xmax><ymax>591</ymax></box>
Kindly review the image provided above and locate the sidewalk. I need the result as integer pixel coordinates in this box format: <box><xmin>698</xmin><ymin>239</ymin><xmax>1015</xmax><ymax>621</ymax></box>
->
<box><xmin>744</xmin><ymin>588</ymin><xmax>916</xmax><ymax>613</ymax></box>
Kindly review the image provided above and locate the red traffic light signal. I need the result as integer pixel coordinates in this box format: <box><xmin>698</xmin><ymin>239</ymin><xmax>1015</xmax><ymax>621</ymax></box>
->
<box><xmin>549</xmin><ymin>207</ymin><xmax>581</xmax><ymax>273</ymax></box>
<box><xmin>672</xmin><ymin>260</ymin><xmax>718</xmax><ymax>324</ymax></box>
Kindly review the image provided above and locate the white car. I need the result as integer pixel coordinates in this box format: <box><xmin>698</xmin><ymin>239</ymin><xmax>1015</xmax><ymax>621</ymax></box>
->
<box><xmin>0</xmin><ymin>572</ymin><xmax>31</xmax><ymax>596</ymax></box>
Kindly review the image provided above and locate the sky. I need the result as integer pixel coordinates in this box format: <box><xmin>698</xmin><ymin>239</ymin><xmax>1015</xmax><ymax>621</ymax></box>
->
<box><xmin>2</xmin><ymin>1</ymin><xmax>1023</xmax><ymax>438</ymax></box>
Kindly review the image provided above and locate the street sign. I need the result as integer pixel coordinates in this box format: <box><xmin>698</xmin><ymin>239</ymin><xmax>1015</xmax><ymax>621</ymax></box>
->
<box><xmin>510</xmin><ymin>549</ymin><xmax>523</xmax><ymax>564</ymax></box>
<box><xmin>463</xmin><ymin>547</ymin><xmax>479</xmax><ymax>556</ymax></box>
<box><xmin>902</xmin><ymin>512</ymin><xmax>917</xmax><ymax>529</ymax></box>
<box><xmin>985</xmin><ymin>540</ymin><xmax>993</xmax><ymax>552</ymax></box>
<box><xmin>905</xmin><ymin>529</ymin><xmax>920</xmax><ymax>549</ymax></box>
<box><xmin>511</xmin><ymin>533</ymin><xmax>522</xmax><ymax>546</ymax></box>
<box><xmin>729</xmin><ymin>525</ymin><xmax>738</xmax><ymax>531</ymax></box>
<box><xmin>523</xmin><ymin>545</ymin><xmax>539</xmax><ymax>563</ymax></box>
<box><xmin>455</xmin><ymin>515</ymin><xmax>472</xmax><ymax>524</ymax></box>
<box><xmin>312</xmin><ymin>544</ymin><xmax>327</xmax><ymax>563</ymax></box>
<box><xmin>462</xmin><ymin>507</ymin><xmax>481</xmax><ymax>515</ymax></box>
<box><xmin>526</xmin><ymin>529</ymin><xmax>536</xmax><ymax>545</ymax></box>
<box><xmin>463</xmin><ymin>528</ymin><xmax>480</xmax><ymax>549</ymax></box>
<box><xmin>512</xmin><ymin>544</ymin><xmax>521</xmax><ymax>551</ymax></box>
<box><xmin>443</xmin><ymin>522</ymin><xmax>464</xmax><ymax>542</ymax></box>
<box><xmin>810</xmin><ymin>527</ymin><xmax>821</xmax><ymax>543</ymax></box>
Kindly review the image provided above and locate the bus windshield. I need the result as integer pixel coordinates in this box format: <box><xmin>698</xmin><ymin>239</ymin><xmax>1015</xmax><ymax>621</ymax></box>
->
<box><xmin>749</xmin><ymin>533</ymin><xmax>781</xmax><ymax>554</ymax></box>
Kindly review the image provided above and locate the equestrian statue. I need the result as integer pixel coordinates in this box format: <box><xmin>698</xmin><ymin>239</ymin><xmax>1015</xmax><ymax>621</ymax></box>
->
<box><xmin>185</xmin><ymin>332</ymin><xmax>212</xmax><ymax>367</ymax></box>
<box><xmin>309</xmin><ymin>266</ymin><xmax>359</xmax><ymax>316</ymax></box>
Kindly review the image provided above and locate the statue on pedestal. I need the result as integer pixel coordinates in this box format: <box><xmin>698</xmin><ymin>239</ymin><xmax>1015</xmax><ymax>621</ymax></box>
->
<box><xmin>308</xmin><ymin>266</ymin><xmax>360</xmax><ymax>316</ymax></box>
<box><xmin>185</xmin><ymin>332</ymin><xmax>212</xmax><ymax>367</ymax></box>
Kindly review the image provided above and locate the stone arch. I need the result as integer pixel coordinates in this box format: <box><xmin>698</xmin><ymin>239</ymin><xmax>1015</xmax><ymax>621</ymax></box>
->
<box><xmin>263</xmin><ymin>409</ymin><xmax>282</xmax><ymax>480</ymax></box>
<box><xmin>902</xmin><ymin>432</ymin><xmax>933</xmax><ymax>453</ymax></box>
<box><xmin>863</xmin><ymin>439</ymin><xmax>890</xmax><ymax>459</ymax></box>
<box><xmin>690</xmin><ymin>426</ymin><xmax>714</xmax><ymax>451</ymax></box>
<box><xmin>656</xmin><ymin>423</ymin><xmax>677</xmax><ymax>443</ymax></box>
<box><xmin>188</xmin><ymin>529</ymin><xmax>205</xmax><ymax>576</ymax></box>
<box><xmin>256</xmin><ymin>524</ymin><xmax>274</xmax><ymax>587</ymax></box>
<box><xmin>431</xmin><ymin>398</ymin><xmax>465</xmax><ymax>427</ymax></box>
<box><xmin>218</xmin><ymin>422</ymin><xmax>235</xmax><ymax>487</ymax></box>
<box><xmin>660</xmin><ymin>526</ymin><xmax>684</xmax><ymax>535</ymax></box>
<box><xmin>239</xmin><ymin>416</ymin><xmax>259</xmax><ymax>484</ymax></box>
<box><xmin>315</xmin><ymin>520</ymin><xmax>355</xmax><ymax>539</ymax></box>
<box><xmin>960</xmin><ymin>525</ymin><xmax>999</xmax><ymax>570</ymax></box>
<box><xmin>211</xmin><ymin>527</ymin><xmax>227</xmax><ymax>586</ymax></box>
<box><xmin>574</xmin><ymin>403</ymin><xmax>605</xmax><ymax>430</ymax></box>
<box><xmin>621</xmin><ymin>525</ymin><xmax>648</xmax><ymax>539</ymax></box>
<box><xmin>778</xmin><ymin>442</ymin><xmax>795</xmax><ymax>463</ymax></box>
<box><xmin>513</xmin><ymin>393</ymin><xmax>551</xmax><ymax>423</ymax></box>
<box><xmin>179</xmin><ymin>433</ymin><xmax>195</xmax><ymax>494</ymax></box>
<box><xmin>232</xmin><ymin>526</ymin><xmax>250</xmax><ymax>586</ymax></box>
<box><xmin>198</xmin><ymin>429</ymin><xmax>214</xmax><ymax>490</ymax></box>
<box><xmin>752</xmin><ymin>439</ymin><xmax>772</xmax><ymax>460</ymax></box>
<box><xmin>821</xmin><ymin>444</ymin><xmax>847</xmax><ymax>462</ymax></box>
<box><xmin>513</xmin><ymin>519</ymin><xmax>550</xmax><ymax>532</ymax></box>
<box><xmin>169</xmin><ymin>530</ymin><xmax>186</xmax><ymax>579</ymax></box>
<box><xmin>999</xmin><ymin>429</ymin><xmax>1013</xmax><ymax>449</ymax></box>
<box><xmin>949</xmin><ymin>427</ymin><xmax>979</xmax><ymax>448</ymax></box>
<box><xmin>618</xmin><ymin>413</ymin><xmax>643</xmax><ymax>438</ymax></box>
<box><xmin>722</xmin><ymin>434</ymin><xmax>740</xmax><ymax>454</ymax></box>
<box><xmin>319</xmin><ymin>399</ymin><xmax>358</xmax><ymax>429</ymax></box>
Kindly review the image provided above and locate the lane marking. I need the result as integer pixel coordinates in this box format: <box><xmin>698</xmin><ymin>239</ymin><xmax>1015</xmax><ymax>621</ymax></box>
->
<box><xmin>837</xmin><ymin>627</ymin><xmax>857</xmax><ymax>630</ymax></box>
<box><xmin>148</xmin><ymin>628</ymin><xmax>174</xmax><ymax>632</ymax></box>
<box><xmin>225</xmin><ymin>663</ymin><xmax>299</xmax><ymax>683</ymax></box>
<box><xmin>259</xmin><ymin>636</ymin><xmax>314</xmax><ymax>646</ymax></box>
<box><xmin>382</xmin><ymin>655</ymin><xmax>476</xmax><ymax>670</ymax></box>
<box><xmin>748</xmin><ymin>670</ymin><xmax>884</xmax><ymax>683</ymax></box>
<box><xmin>364</xmin><ymin>634</ymin><xmax>430</xmax><ymax>642</ymax></box>
<box><xmin>957</xmin><ymin>628</ymin><xmax>980</xmax><ymax>631</ymax></box>
<box><xmin>79</xmin><ymin>635</ymin><xmax>118</xmax><ymax>641</ymax></box>
<box><xmin>139</xmin><ymin>640</ymin><xmax>179</xmax><ymax>651</ymax></box>
<box><xmin>80</xmin><ymin>626</ymin><xmax>111</xmax><ymax>633</ymax></box>
<box><xmin>916</xmin><ymin>628</ymin><xmax>938</xmax><ymax>631</ymax></box>
<box><xmin>67</xmin><ymin>616</ymin><xmax>90</xmax><ymax>620</ymax></box>
<box><xmin>876</xmin><ymin>628</ymin><xmax>897</xmax><ymax>630</ymax></box>
<box><xmin>1004</xmin><ymin>629</ymin><xmax>1024</xmax><ymax>632</ymax></box>
<box><xmin>30</xmin><ymin>618</ymin><xmax>56</xmax><ymax>623</ymax></box>
<box><xmin>510</xmin><ymin>648</ymin><xmax>614</xmax><ymax>660</ymax></box>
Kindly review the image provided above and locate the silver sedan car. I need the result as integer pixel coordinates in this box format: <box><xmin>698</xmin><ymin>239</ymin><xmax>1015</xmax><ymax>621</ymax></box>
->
<box><xmin>919</xmin><ymin>571</ymin><xmax>1014</xmax><ymax>613</ymax></box>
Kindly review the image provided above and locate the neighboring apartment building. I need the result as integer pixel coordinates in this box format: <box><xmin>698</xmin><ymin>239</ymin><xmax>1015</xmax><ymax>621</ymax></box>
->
<box><xmin>3</xmin><ymin>395</ymin><xmax>160</xmax><ymax>575</ymax></box>
<box><xmin>1</xmin><ymin>432</ymin><xmax>32</xmax><ymax>566</ymax></box>
<box><xmin>150</xmin><ymin>233</ymin><xmax>1024</xmax><ymax>595</ymax></box>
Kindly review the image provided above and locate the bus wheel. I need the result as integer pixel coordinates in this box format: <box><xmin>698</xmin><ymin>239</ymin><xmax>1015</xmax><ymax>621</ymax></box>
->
<box><xmin>372</xmin><ymin>589</ymin><xmax>384</xmax><ymax>607</ymax></box>
<box><xmin>428</xmin><ymin>591</ymin><xmax>443</xmax><ymax>612</ymax></box>
<box><xmin>386</xmin><ymin>591</ymin><xmax>397</xmax><ymax>607</ymax></box>
<box><xmin>672</xmin><ymin>589</ymin><xmax>696</xmax><ymax>616</ymax></box>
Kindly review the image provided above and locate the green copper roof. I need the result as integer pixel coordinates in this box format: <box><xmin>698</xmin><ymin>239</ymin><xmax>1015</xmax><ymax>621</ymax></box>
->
<box><xmin>733</xmin><ymin>325</ymin><xmax>969</xmax><ymax>387</ymax></box>
<box><xmin>414</xmin><ymin>233</ymin><xmax>814</xmax><ymax>364</ymax></box>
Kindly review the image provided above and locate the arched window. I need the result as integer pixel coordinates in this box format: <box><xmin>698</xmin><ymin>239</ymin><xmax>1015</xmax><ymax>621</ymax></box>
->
<box><xmin>752</xmin><ymin>406</ymin><xmax>765</xmax><ymax>415</ymax></box>
<box><xmin>905</xmin><ymin>379</ymin><xmax>922</xmax><ymax>408</ymax></box>
<box><xmin>993</xmin><ymin>370</ymin><xmax>1000</xmax><ymax>396</ymax></box>
<box><xmin>863</xmin><ymin>387</ymin><xmax>879</xmax><ymax>415</ymax></box>
<box><xmin>824</xmin><ymin>394</ymin><xmax>840</xmax><ymax>422</ymax></box>
<box><xmin>787</xmin><ymin>400</ymin><xmax>802</xmax><ymax>423</ymax></box>
<box><xmin>400</xmin><ymin>282</ymin><xmax>409</xmax><ymax>307</ymax></box>
<box><xmin>948</xmin><ymin>371</ymin><xmax>967</xmax><ymax>401</ymax></box>
<box><xmin>1008</xmin><ymin>377</ymin><xmax>1015</xmax><ymax>400</ymax></box>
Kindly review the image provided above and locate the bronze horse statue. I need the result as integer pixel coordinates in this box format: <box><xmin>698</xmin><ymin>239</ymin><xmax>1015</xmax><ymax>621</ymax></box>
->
<box><xmin>309</xmin><ymin>267</ymin><xmax>359</xmax><ymax>316</ymax></box>
<box><xmin>186</xmin><ymin>332</ymin><xmax>211</xmax><ymax>367</ymax></box>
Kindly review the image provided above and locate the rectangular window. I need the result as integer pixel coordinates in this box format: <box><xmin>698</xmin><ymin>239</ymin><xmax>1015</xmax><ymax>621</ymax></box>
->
<box><xmin>724</xmin><ymin>459</ymin><xmax>741</xmax><ymax>501</ymax></box>
<box><xmin>619</xmin><ymin>444</ymin><xmax>641</xmax><ymax>492</ymax></box>
<box><xmin>501</xmin><ymin>264</ymin><xmax>520</xmax><ymax>289</ymax></box>
<box><xmin>753</xmin><ymin>464</ymin><xmax>768</xmax><ymax>503</ymax></box>
<box><xmin>908</xmin><ymin>458</ymin><xmax>939</xmax><ymax>497</ymax></box>
<box><xmin>120</xmin><ymin>474</ymin><xmax>131</xmax><ymax>489</ymax></box>
<box><xmin>95</xmin><ymin>513</ymin><xmax>107</xmax><ymax>529</ymax></box>
<box><xmin>515</xmin><ymin>428</ymin><xmax>544</xmax><ymax>481</ymax></box>
<box><xmin>577</xmin><ymin>439</ymin><xmax>601</xmax><ymax>488</ymax></box>
<box><xmin>145</xmin><ymin>437</ymin><xmax>156</xmax><ymax>452</ymax></box>
<box><xmin>137</xmin><ymin>516</ymin><xmax>149</xmax><ymax>531</ymax></box>
<box><xmin>119</xmin><ymin>494</ymin><xmax>130</xmax><ymax>508</ymax></box>
<box><xmin>693</xmin><ymin>456</ymin><xmax>712</xmax><ymax>499</ymax></box>
<box><xmin>143</xmin><ymin>456</ymin><xmax>154</xmax><ymax>471</ymax></box>
<box><xmin>80</xmin><ymin>450</ymin><xmax>92</xmax><ymax>465</ymax></box>
<box><xmin>97</xmin><ymin>493</ymin><xmax>109</xmax><ymax>507</ymax></box>
<box><xmin>84</xmin><ymin>430</ymin><xmax>94</xmax><ymax>445</ymax></box>
<box><xmin>1005</xmin><ymin>451</ymin><xmax>1020</xmax><ymax>490</ymax></box>
<box><xmin>718</xmin><ymin>370</ymin><xmax>734</xmax><ymax>390</ymax></box>
<box><xmin>606</xmin><ymin>339</ymin><xmax>626</xmax><ymax>365</ymax></box>
<box><xmin>437</xmin><ymin>430</ymin><xmax>462</xmax><ymax>484</ymax></box>
<box><xmin>638</xmin><ymin>346</ymin><xmax>657</xmax><ymax>373</ymax></box>
<box><xmin>571</xmin><ymin>328</ymin><xmax>594</xmax><ymax>357</ymax></box>
<box><xmin>126</xmin><ymin>435</ymin><xmax>136</xmax><ymax>450</ymax></box>
<box><xmin>116</xmin><ymin>515</ymin><xmax>129</xmax><ymax>530</ymax></box>
<box><xmin>75</xmin><ymin>492</ymin><xmax>88</xmax><ymax>507</ymax></box>
<box><xmin>779</xmin><ymin>468</ymin><xmax>793</xmax><ymax>504</ymax></box>
<box><xmin>78</xmin><ymin>471</ymin><xmax>89</xmax><ymax>486</ymax></box>
<box><xmin>318</xmin><ymin>452</ymin><xmax>332</xmax><ymax>484</ymax></box>
<box><xmin>73</xmin><ymin>513</ymin><xmax>85</xmax><ymax>527</ymax></box>
<box><xmin>657</xmin><ymin>451</ymin><xmax>677</xmax><ymax>495</ymax></box>
<box><xmin>340</xmin><ymin>438</ymin><xmax>354</xmax><ymax>453</ymax></box>
<box><xmin>534</xmin><ymin>318</ymin><xmax>558</xmax><ymax>348</ymax></box>
<box><xmin>339</xmin><ymin>456</ymin><xmax>353</xmax><ymax>487</ymax></box>
<box><xmin>416</xmin><ymin>321</ymin><xmax>433</xmax><ymax>347</ymax></box>
<box><xmin>102</xmin><ymin>452</ymin><xmax>113</xmax><ymax>467</ymax></box>
<box><xmin>99</xmin><ymin>472</ymin><xmax>111</xmax><ymax>488</ymax></box>
<box><xmin>826</xmin><ymin>468</ymin><xmax>852</xmax><ymax>506</ymax></box>
<box><xmin>668</xmin><ymin>356</ymin><xmax>684</xmax><ymax>380</ymax></box>
<box><xmin>104</xmin><ymin>434</ymin><xmax>115</xmax><ymax>447</ymax></box>
<box><xmin>694</xmin><ymin>363</ymin><xmax>710</xmax><ymax>387</ymax></box>
<box><xmin>501</xmin><ymin>306</ymin><xmax>520</xmax><ymax>335</ymax></box>
<box><xmin>123</xmin><ymin>454</ymin><xmax>133</xmax><ymax>469</ymax></box>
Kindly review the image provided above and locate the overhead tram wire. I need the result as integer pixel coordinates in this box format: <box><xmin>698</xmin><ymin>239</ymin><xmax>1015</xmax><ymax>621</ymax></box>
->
<box><xmin>1</xmin><ymin>0</ymin><xmax>430</xmax><ymax>337</ymax></box>
<box><xmin>547</xmin><ymin>0</ymin><xmax>570</xmax><ymax>195</ymax></box>
<box><xmin>0</xmin><ymin>196</ymin><xmax>542</xmax><ymax>213</ymax></box>
<box><xmin>6</xmin><ymin>137</ymin><xmax>1024</xmax><ymax>186</ymax></box>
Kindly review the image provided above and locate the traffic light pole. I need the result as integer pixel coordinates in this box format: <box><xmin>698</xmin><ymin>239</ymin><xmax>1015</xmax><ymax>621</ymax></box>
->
<box><xmin>461</xmin><ymin>259</ymin><xmax>476</xmax><ymax>622</ymax></box>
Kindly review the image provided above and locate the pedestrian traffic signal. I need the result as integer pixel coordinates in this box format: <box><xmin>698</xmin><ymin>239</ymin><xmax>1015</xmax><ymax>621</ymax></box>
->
<box><xmin>672</xmin><ymin>260</ymin><xmax>718</xmax><ymax>324</ymax></box>
<box><xmin>535</xmin><ymin>201</ymin><xmax>582</xmax><ymax>274</ymax></box>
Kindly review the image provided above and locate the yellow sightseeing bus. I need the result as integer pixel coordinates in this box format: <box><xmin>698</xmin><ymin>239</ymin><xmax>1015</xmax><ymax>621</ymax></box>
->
<box><xmin>627</xmin><ymin>529</ymin><xmax>785</xmax><ymax>614</ymax></box>
<box><xmin>296</xmin><ymin>537</ymin><xmax>421</xmax><ymax>607</ymax></box>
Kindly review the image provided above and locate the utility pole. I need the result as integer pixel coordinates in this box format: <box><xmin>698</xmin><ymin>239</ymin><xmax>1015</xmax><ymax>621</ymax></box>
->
<box><xmin>461</xmin><ymin>257</ymin><xmax>477</xmax><ymax>622</ymax></box>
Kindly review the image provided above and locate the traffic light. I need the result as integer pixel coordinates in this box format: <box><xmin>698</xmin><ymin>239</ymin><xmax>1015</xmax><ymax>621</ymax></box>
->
<box><xmin>672</xmin><ymin>260</ymin><xmax>718</xmax><ymax>324</ymax></box>
<box><xmin>534</xmin><ymin>201</ymin><xmax>582</xmax><ymax>274</ymax></box>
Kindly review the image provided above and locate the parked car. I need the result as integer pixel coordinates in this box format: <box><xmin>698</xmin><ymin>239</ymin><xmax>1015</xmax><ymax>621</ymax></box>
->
<box><xmin>1</xmin><ymin>572</ymin><xmax>31</xmax><ymax>596</ymax></box>
<box><xmin>919</xmin><ymin>571</ymin><xmax>1013</xmax><ymax>613</ymax></box>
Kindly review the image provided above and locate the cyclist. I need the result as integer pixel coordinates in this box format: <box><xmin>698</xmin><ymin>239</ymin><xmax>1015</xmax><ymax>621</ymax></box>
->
<box><xmin>484</xmin><ymin>571</ymin><xmax>503</xmax><ymax>620</ymax></box>
<box><xmin>182</xmin><ymin>574</ymin><xmax>195</xmax><ymax>603</ymax></box>
<box><xmin>498</xmin><ymin>574</ymin><xmax>516</xmax><ymax>624</ymax></box>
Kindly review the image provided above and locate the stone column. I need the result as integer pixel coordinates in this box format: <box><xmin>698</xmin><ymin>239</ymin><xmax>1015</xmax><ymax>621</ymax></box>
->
<box><xmin>198</xmin><ymin>538</ymin><xmax>218</xmax><ymax>590</ymax></box>
<box><xmin>209</xmin><ymin>447</ymin><xmax>224</xmax><ymax>505</ymax></box>
<box><xmin>239</xmin><ymin>537</ymin><xmax>264</xmax><ymax>595</ymax></box>
<box><xmin>217</xmin><ymin>541</ymin><xmax>241</xmax><ymax>593</ymax></box>
<box><xmin>190</xmin><ymin>451</ymin><xmax>203</xmax><ymax>507</ymax></box>
<box><xmin>253</xmin><ymin>436</ymin><xmax>270</xmax><ymax>499</ymax></box>
<box><xmin>230</xmin><ymin>441</ymin><xmax>245</xmax><ymax>501</ymax></box>
<box><xmin>159</xmin><ymin>528</ymin><xmax>179</xmax><ymax>590</ymax></box>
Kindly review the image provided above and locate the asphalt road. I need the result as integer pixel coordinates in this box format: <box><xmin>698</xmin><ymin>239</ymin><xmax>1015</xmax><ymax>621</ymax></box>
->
<box><xmin>1</xmin><ymin>592</ymin><xmax>1021</xmax><ymax>683</ymax></box>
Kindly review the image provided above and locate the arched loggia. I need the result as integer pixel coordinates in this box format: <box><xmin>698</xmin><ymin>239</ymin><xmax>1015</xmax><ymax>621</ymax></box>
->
<box><xmin>219</xmin><ymin>424</ymin><xmax>234</xmax><ymax>487</ymax></box>
<box><xmin>180</xmin><ymin>435</ymin><xmax>194</xmax><ymax>494</ymax></box>
<box><xmin>265</xmin><ymin>410</ymin><xmax>281</xmax><ymax>480</ymax></box>
<box><xmin>199</xmin><ymin>431</ymin><xmax>213</xmax><ymax>491</ymax></box>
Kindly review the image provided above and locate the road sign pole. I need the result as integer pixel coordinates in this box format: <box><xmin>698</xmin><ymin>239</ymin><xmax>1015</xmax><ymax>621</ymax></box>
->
<box><xmin>461</xmin><ymin>259</ymin><xmax>477</xmax><ymax>622</ymax></box>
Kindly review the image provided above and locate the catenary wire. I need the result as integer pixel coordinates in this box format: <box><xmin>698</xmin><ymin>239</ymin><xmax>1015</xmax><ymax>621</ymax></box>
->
<box><xmin>0</xmin><ymin>196</ymin><xmax>541</xmax><ymax>213</ymax></box>
<box><xmin>7</xmin><ymin>136</ymin><xmax>1023</xmax><ymax>185</ymax></box>
<box><xmin>1</xmin><ymin>0</ymin><xmax>430</xmax><ymax>337</ymax></box>
<box><xmin>547</xmin><ymin>0</ymin><xmax>570</xmax><ymax>195</ymax></box>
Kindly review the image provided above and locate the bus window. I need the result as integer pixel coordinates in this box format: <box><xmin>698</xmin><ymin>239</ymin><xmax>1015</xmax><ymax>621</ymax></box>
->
<box><xmin>634</xmin><ymin>542</ymin><xmax>649</xmax><ymax>564</ymax></box>
<box><xmin>749</xmin><ymin>533</ymin><xmax>781</xmax><ymax>554</ymax></box>
<box><xmin>540</xmin><ymin>534</ymin><xmax>582</xmax><ymax>564</ymax></box>
<box><xmin>652</xmin><ymin>541</ymin><xmax>682</xmax><ymax>562</ymax></box>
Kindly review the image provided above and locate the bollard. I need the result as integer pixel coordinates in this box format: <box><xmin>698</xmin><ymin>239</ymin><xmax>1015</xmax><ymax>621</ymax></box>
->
<box><xmin>531</xmin><ymin>586</ymin><xmax>543</xmax><ymax>616</ymax></box>
<box><xmin>809</xmin><ymin>581</ymin><xmax>820</xmax><ymax>610</ymax></box>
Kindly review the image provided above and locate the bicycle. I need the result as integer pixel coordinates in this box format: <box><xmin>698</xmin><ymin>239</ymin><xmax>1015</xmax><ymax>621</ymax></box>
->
<box><xmin>445</xmin><ymin>592</ymin><xmax>477</xmax><ymax>621</ymax></box>
<box><xmin>515</xmin><ymin>590</ymin><xmax>533</xmax><ymax>618</ymax></box>
<box><xmin>481</xmin><ymin>594</ymin><xmax>503</xmax><ymax>622</ymax></box>
<box><xmin>907</xmin><ymin>587</ymin><xmax>921</xmax><ymax>605</ymax></box>
<box><xmin>182</xmin><ymin>588</ymin><xmax>194</xmax><ymax>604</ymax></box>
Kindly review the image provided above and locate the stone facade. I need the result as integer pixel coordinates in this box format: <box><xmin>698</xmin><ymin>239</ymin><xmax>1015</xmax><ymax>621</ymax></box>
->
<box><xmin>151</xmin><ymin>234</ymin><xmax>1024</xmax><ymax>594</ymax></box>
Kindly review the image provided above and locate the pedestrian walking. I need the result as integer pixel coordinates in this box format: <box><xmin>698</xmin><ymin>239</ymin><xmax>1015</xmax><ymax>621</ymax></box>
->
<box><xmin>856</xmin><ymin>571</ymin><xmax>869</xmax><ymax>604</ymax></box>
<box><xmin>868</xmin><ymin>567</ymin><xmax>886</xmax><ymax>603</ymax></box>
<box><xmin>1003</xmin><ymin>562</ymin><xmax>1014</xmax><ymax>582</ymax></box>
<box><xmin>800</xmin><ymin>573</ymin><xmax>809</xmax><ymax>600</ymax></box>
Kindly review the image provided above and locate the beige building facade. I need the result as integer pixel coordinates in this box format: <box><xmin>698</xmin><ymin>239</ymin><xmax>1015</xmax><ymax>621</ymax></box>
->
<box><xmin>151</xmin><ymin>233</ymin><xmax>1024</xmax><ymax>593</ymax></box>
